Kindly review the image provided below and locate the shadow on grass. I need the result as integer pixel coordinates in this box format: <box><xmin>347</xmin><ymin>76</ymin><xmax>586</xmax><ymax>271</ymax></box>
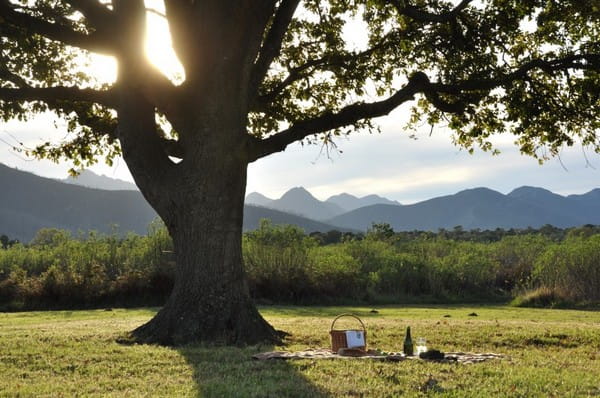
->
<box><xmin>177</xmin><ymin>343</ymin><xmax>328</xmax><ymax>397</ymax></box>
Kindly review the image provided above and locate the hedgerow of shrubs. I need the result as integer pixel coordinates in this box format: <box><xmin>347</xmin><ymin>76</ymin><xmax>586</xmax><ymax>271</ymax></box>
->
<box><xmin>0</xmin><ymin>220</ymin><xmax>174</xmax><ymax>310</ymax></box>
<box><xmin>1</xmin><ymin>220</ymin><xmax>600</xmax><ymax>309</ymax></box>
<box><xmin>532</xmin><ymin>234</ymin><xmax>600</xmax><ymax>303</ymax></box>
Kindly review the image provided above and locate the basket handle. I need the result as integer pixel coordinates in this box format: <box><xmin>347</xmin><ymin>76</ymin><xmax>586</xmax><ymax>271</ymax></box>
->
<box><xmin>330</xmin><ymin>313</ymin><xmax>366</xmax><ymax>333</ymax></box>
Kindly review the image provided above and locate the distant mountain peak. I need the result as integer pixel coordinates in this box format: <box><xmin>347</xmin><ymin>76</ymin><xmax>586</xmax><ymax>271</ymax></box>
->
<box><xmin>326</xmin><ymin>191</ymin><xmax>400</xmax><ymax>212</ymax></box>
<box><xmin>246</xmin><ymin>191</ymin><xmax>273</xmax><ymax>199</ymax></box>
<box><xmin>327</xmin><ymin>192</ymin><xmax>359</xmax><ymax>201</ymax></box>
<box><xmin>282</xmin><ymin>186</ymin><xmax>316</xmax><ymax>199</ymax></box>
<box><xmin>245</xmin><ymin>192</ymin><xmax>274</xmax><ymax>207</ymax></box>
<box><xmin>509</xmin><ymin>186</ymin><xmax>558</xmax><ymax>196</ymax></box>
<box><xmin>248</xmin><ymin>187</ymin><xmax>345</xmax><ymax>221</ymax></box>
<box><xmin>458</xmin><ymin>187</ymin><xmax>499</xmax><ymax>194</ymax></box>
<box><xmin>567</xmin><ymin>188</ymin><xmax>600</xmax><ymax>201</ymax></box>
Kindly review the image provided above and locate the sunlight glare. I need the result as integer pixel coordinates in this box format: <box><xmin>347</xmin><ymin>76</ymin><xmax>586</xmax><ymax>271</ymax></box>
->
<box><xmin>144</xmin><ymin>0</ymin><xmax>185</xmax><ymax>84</ymax></box>
<box><xmin>87</xmin><ymin>54</ymin><xmax>117</xmax><ymax>84</ymax></box>
<box><xmin>85</xmin><ymin>1</ymin><xmax>184</xmax><ymax>85</ymax></box>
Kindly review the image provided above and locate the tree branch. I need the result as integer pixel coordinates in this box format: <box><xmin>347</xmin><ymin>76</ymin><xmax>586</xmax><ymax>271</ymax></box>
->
<box><xmin>249</xmin><ymin>51</ymin><xmax>600</xmax><ymax>161</ymax></box>
<box><xmin>0</xmin><ymin>62</ymin><xmax>119</xmax><ymax>138</ymax></box>
<box><xmin>0</xmin><ymin>86</ymin><xmax>117</xmax><ymax>108</ymax></box>
<box><xmin>249</xmin><ymin>0</ymin><xmax>301</xmax><ymax>102</ymax></box>
<box><xmin>132</xmin><ymin>67</ymin><xmax>184</xmax><ymax>133</ymax></box>
<box><xmin>253</xmin><ymin>36</ymin><xmax>395</xmax><ymax>110</ymax></box>
<box><xmin>390</xmin><ymin>0</ymin><xmax>473</xmax><ymax>23</ymax></box>
<box><xmin>0</xmin><ymin>67</ymin><xmax>28</xmax><ymax>88</ymax></box>
<box><xmin>0</xmin><ymin>0</ymin><xmax>114</xmax><ymax>54</ymax></box>
<box><xmin>146</xmin><ymin>7</ymin><xmax>166</xmax><ymax>18</ymax></box>
<box><xmin>431</xmin><ymin>54</ymin><xmax>600</xmax><ymax>94</ymax></box>
<box><xmin>63</xmin><ymin>0</ymin><xmax>114</xmax><ymax>28</ymax></box>
<box><xmin>248</xmin><ymin>73</ymin><xmax>428</xmax><ymax>161</ymax></box>
<box><xmin>69</xmin><ymin>106</ymin><xmax>119</xmax><ymax>139</ymax></box>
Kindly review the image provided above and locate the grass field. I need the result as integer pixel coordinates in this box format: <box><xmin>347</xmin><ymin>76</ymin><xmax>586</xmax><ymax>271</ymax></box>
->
<box><xmin>1</xmin><ymin>305</ymin><xmax>599</xmax><ymax>397</ymax></box>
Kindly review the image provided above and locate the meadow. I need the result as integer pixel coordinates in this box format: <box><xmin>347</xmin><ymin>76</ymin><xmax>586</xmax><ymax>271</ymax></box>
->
<box><xmin>1</xmin><ymin>305</ymin><xmax>599</xmax><ymax>397</ymax></box>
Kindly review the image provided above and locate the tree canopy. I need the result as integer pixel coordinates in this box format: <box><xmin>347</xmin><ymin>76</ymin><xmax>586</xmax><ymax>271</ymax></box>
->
<box><xmin>1</xmin><ymin>0</ymin><xmax>598</xmax><ymax>168</ymax></box>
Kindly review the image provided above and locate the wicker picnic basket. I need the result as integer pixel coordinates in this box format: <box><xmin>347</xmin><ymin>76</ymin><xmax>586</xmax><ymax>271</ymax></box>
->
<box><xmin>330</xmin><ymin>313</ymin><xmax>367</xmax><ymax>352</ymax></box>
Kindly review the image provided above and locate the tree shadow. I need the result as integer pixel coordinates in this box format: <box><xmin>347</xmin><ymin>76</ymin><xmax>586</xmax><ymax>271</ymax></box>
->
<box><xmin>177</xmin><ymin>343</ymin><xmax>329</xmax><ymax>397</ymax></box>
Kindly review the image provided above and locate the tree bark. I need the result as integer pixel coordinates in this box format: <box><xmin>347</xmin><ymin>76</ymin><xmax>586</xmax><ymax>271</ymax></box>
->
<box><xmin>131</xmin><ymin>152</ymin><xmax>279</xmax><ymax>345</ymax></box>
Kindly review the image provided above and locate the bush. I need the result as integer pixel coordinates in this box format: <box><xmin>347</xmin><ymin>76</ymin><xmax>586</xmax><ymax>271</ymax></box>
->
<box><xmin>243</xmin><ymin>220</ymin><xmax>317</xmax><ymax>301</ymax></box>
<box><xmin>308</xmin><ymin>245</ymin><xmax>365</xmax><ymax>298</ymax></box>
<box><xmin>532</xmin><ymin>235</ymin><xmax>600</xmax><ymax>302</ymax></box>
<box><xmin>0</xmin><ymin>219</ymin><xmax>174</xmax><ymax>310</ymax></box>
<box><xmin>511</xmin><ymin>286</ymin><xmax>572</xmax><ymax>308</ymax></box>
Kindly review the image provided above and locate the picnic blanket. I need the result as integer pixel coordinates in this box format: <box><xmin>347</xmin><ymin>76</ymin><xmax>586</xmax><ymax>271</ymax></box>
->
<box><xmin>252</xmin><ymin>348</ymin><xmax>505</xmax><ymax>364</ymax></box>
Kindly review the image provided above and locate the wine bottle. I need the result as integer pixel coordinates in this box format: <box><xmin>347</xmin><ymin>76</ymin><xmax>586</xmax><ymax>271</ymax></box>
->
<box><xmin>403</xmin><ymin>326</ymin><xmax>414</xmax><ymax>356</ymax></box>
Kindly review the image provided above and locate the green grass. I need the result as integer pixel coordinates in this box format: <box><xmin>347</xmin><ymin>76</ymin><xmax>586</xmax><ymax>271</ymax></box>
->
<box><xmin>1</xmin><ymin>305</ymin><xmax>600</xmax><ymax>397</ymax></box>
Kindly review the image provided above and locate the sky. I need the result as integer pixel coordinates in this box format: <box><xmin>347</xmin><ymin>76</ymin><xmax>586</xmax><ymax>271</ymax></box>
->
<box><xmin>3</xmin><ymin>109</ymin><xmax>598</xmax><ymax>204</ymax></box>
<box><xmin>246</xmin><ymin>117</ymin><xmax>600</xmax><ymax>204</ymax></box>
<box><xmin>1</xmin><ymin>2</ymin><xmax>598</xmax><ymax>204</ymax></box>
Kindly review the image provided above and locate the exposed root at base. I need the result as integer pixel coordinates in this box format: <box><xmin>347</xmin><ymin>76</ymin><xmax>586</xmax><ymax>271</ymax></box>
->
<box><xmin>127</xmin><ymin>311</ymin><xmax>282</xmax><ymax>347</ymax></box>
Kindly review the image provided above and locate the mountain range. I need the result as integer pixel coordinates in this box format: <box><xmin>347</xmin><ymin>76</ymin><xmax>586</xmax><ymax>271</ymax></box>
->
<box><xmin>1</xmin><ymin>163</ymin><xmax>599</xmax><ymax>242</ymax></box>
<box><xmin>1</xmin><ymin>164</ymin><xmax>155</xmax><ymax>242</ymax></box>
<box><xmin>247</xmin><ymin>185</ymin><xmax>600</xmax><ymax>231</ymax></box>
<box><xmin>328</xmin><ymin>186</ymin><xmax>600</xmax><ymax>231</ymax></box>
<box><xmin>245</xmin><ymin>187</ymin><xmax>399</xmax><ymax>220</ymax></box>
<box><xmin>0</xmin><ymin>164</ymin><xmax>345</xmax><ymax>242</ymax></box>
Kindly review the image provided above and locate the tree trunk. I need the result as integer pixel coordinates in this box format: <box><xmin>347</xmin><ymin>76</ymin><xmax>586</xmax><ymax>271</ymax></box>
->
<box><xmin>130</xmin><ymin>141</ymin><xmax>279</xmax><ymax>346</ymax></box>
<box><xmin>114</xmin><ymin>10</ymin><xmax>279</xmax><ymax>342</ymax></box>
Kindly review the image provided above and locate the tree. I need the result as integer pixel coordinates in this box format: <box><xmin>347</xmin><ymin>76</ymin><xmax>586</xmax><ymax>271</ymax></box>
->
<box><xmin>0</xmin><ymin>234</ymin><xmax>9</xmax><ymax>249</ymax></box>
<box><xmin>29</xmin><ymin>228</ymin><xmax>72</xmax><ymax>247</ymax></box>
<box><xmin>1</xmin><ymin>0</ymin><xmax>599</xmax><ymax>345</ymax></box>
<box><xmin>367</xmin><ymin>222</ymin><xmax>395</xmax><ymax>241</ymax></box>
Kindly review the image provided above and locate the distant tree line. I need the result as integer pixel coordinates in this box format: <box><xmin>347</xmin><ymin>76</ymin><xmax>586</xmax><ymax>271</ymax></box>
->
<box><xmin>310</xmin><ymin>223</ymin><xmax>600</xmax><ymax>245</ymax></box>
<box><xmin>1</xmin><ymin>220</ymin><xmax>599</xmax><ymax>310</ymax></box>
